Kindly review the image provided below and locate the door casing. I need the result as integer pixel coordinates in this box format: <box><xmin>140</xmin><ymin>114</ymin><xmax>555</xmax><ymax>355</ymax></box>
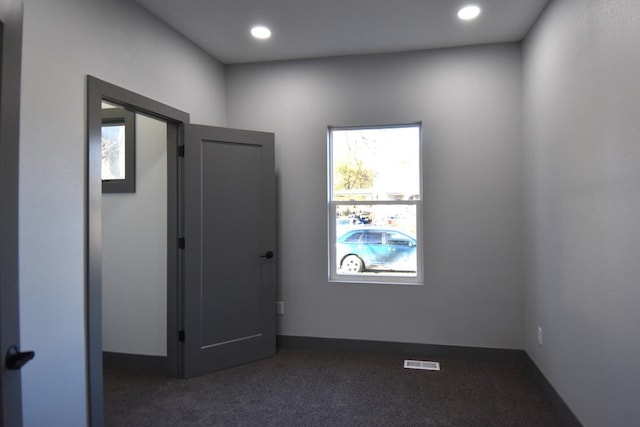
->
<box><xmin>0</xmin><ymin>2</ymin><xmax>24</xmax><ymax>426</ymax></box>
<box><xmin>86</xmin><ymin>76</ymin><xmax>189</xmax><ymax>426</ymax></box>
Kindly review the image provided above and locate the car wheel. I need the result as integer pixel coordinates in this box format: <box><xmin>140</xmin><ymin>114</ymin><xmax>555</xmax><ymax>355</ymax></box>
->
<box><xmin>341</xmin><ymin>255</ymin><xmax>364</xmax><ymax>273</ymax></box>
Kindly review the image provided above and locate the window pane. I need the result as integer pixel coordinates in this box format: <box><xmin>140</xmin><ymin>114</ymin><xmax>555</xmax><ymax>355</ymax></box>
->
<box><xmin>385</xmin><ymin>231</ymin><xmax>414</xmax><ymax>246</ymax></box>
<box><xmin>336</xmin><ymin>204</ymin><xmax>417</xmax><ymax>236</ymax></box>
<box><xmin>102</xmin><ymin>124</ymin><xmax>126</xmax><ymax>180</ymax></box>
<box><xmin>335</xmin><ymin>204</ymin><xmax>417</xmax><ymax>276</ymax></box>
<box><xmin>329</xmin><ymin>123</ymin><xmax>422</xmax><ymax>284</ymax></box>
<box><xmin>332</xmin><ymin>126</ymin><xmax>420</xmax><ymax>201</ymax></box>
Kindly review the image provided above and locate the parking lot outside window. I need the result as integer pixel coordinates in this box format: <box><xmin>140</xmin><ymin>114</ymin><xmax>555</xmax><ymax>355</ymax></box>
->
<box><xmin>328</xmin><ymin>124</ymin><xmax>423</xmax><ymax>285</ymax></box>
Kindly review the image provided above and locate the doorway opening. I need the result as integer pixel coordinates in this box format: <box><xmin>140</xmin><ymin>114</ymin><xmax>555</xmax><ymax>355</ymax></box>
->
<box><xmin>86</xmin><ymin>76</ymin><xmax>189</xmax><ymax>425</ymax></box>
<box><xmin>102</xmin><ymin>109</ymin><xmax>168</xmax><ymax>365</ymax></box>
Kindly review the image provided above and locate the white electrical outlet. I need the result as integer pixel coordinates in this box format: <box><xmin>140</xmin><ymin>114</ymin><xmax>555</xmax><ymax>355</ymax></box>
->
<box><xmin>537</xmin><ymin>326</ymin><xmax>543</xmax><ymax>346</ymax></box>
<box><xmin>276</xmin><ymin>301</ymin><xmax>284</xmax><ymax>315</ymax></box>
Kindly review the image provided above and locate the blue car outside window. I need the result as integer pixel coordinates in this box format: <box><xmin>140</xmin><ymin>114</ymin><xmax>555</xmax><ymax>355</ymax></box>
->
<box><xmin>363</xmin><ymin>232</ymin><xmax>383</xmax><ymax>244</ymax></box>
<box><xmin>385</xmin><ymin>232</ymin><xmax>413</xmax><ymax>246</ymax></box>
<box><xmin>344</xmin><ymin>232</ymin><xmax>363</xmax><ymax>243</ymax></box>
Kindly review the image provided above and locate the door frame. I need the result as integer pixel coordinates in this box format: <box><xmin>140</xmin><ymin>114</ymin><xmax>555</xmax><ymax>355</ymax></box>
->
<box><xmin>86</xmin><ymin>76</ymin><xmax>189</xmax><ymax>426</ymax></box>
<box><xmin>0</xmin><ymin>1</ymin><xmax>24</xmax><ymax>426</ymax></box>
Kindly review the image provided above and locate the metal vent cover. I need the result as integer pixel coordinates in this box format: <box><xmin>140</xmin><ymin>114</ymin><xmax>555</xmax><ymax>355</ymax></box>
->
<box><xmin>404</xmin><ymin>360</ymin><xmax>440</xmax><ymax>371</ymax></box>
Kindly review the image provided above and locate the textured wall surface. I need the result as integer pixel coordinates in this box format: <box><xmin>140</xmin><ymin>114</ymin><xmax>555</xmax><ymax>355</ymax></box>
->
<box><xmin>523</xmin><ymin>0</ymin><xmax>640</xmax><ymax>425</ymax></box>
<box><xmin>227</xmin><ymin>44</ymin><xmax>524</xmax><ymax>350</ymax></box>
<box><xmin>102</xmin><ymin>114</ymin><xmax>167</xmax><ymax>356</ymax></box>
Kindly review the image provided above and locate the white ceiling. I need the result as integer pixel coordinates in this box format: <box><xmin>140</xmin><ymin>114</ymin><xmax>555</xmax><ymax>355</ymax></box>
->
<box><xmin>134</xmin><ymin>0</ymin><xmax>549</xmax><ymax>64</ymax></box>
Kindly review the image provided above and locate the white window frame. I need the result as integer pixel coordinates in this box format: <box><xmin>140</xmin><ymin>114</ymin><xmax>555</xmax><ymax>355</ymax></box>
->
<box><xmin>327</xmin><ymin>123</ymin><xmax>423</xmax><ymax>285</ymax></box>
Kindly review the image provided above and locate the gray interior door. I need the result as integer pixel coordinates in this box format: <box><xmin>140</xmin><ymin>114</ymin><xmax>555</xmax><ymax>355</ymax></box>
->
<box><xmin>1</xmin><ymin>3</ymin><xmax>27</xmax><ymax>425</ymax></box>
<box><xmin>182</xmin><ymin>124</ymin><xmax>276</xmax><ymax>378</ymax></box>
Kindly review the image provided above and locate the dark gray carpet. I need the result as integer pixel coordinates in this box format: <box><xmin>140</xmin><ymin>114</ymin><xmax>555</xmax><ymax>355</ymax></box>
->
<box><xmin>104</xmin><ymin>348</ymin><xmax>566</xmax><ymax>426</ymax></box>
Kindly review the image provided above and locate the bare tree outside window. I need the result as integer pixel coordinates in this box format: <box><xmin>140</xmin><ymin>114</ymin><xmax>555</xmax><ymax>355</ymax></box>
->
<box><xmin>102</xmin><ymin>124</ymin><xmax>126</xmax><ymax>180</ymax></box>
<box><xmin>101</xmin><ymin>106</ymin><xmax>135</xmax><ymax>193</ymax></box>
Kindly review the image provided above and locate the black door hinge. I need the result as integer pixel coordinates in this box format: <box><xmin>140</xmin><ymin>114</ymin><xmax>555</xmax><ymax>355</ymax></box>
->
<box><xmin>178</xmin><ymin>330</ymin><xmax>185</xmax><ymax>342</ymax></box>
<box><xmin>179</xmin><ymin>237</ymin><xmax>185</xmax><ymax>249</ymax></box>
<box><xmin>178</xmin><ymin>146</ymin><xmax>185</xmax><ymax>157</ymax></box>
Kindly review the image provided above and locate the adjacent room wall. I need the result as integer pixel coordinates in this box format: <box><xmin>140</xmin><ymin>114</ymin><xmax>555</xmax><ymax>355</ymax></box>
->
<box><xmin>226</xmin><ymin>44</ymin><xmax>524</xmax><ymax>349</ymax></box>
<box><xmin>102</xmin><ymin>113</ymin><xmax>167</xmax><ymax>356</ymax></box>
<box><xmin>523</xmin><ymin>0</ymin><xmax>640</xmax><ymax>425</ymax></box>
<box><xmin>18</xmin><ymin>0</ymin><xmax>226</xmax><ymax>424</ymax></box>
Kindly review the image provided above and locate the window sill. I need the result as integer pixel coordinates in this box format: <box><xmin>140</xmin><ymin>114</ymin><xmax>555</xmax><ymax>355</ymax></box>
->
<box><xmin>329</xmin><ymin>276</ymin><xmax>424</xmax><ymax>286</ymax></box>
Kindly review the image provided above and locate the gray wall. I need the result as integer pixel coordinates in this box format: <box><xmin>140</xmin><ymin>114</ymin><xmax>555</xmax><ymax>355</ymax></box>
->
<box><xmin>523</xmin><ymin>0</ymin><xmax>640</xmax><ymax>425</ymax></box>
<box><xmin>102</xmin><ymin>113</ymin><xmax>167</xmax><ymax>356</ymax></box>
<box><xmin>18</xmin><ymin>0</ymin><xmax>226</xmax><ymax>424</ymax></box>
<box><xmin>226</xmin><ymin>44</ymin><xmax>524</xmax><ymax>349</ymax></box>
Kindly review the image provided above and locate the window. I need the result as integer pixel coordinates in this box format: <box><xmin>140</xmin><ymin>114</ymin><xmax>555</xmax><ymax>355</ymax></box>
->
<box><xmin>328</xmin><ymin>123</ymin><xmax>422</xmax><ymax>284</ymax></box>
<box><xmin>102</xmin><ymin>106</ymin><xmax>135</xmax><ymax>193</ymax></box>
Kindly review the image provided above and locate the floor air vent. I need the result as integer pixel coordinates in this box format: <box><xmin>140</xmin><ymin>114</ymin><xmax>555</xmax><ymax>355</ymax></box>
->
<box><xmin>404</xmin><ymin>360</ymin><xmax>440</xmax><ymax>371</ymax></box>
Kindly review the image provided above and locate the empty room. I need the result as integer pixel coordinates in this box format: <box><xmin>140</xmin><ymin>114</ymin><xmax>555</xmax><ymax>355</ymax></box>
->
<box><xmin>1</xmin><ymin>0</ymin><xmax>639</xmax><ymax>426</ymax></box>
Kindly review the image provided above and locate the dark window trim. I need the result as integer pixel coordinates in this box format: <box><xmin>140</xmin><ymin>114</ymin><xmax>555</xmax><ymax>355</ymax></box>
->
<box><xmin>102</xmin><ymin>107</ymin><xmax>135</xmax><ymax>193</ymax></box>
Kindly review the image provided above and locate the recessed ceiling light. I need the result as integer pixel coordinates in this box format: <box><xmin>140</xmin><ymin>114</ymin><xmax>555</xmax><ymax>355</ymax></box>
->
<box><xmin>457</xmin><ymin>5</ymin><xmax>481</xmax><ymax>20</ymax></box>
<box><xmin>251</xmin><ymin>25</ymin><xmax>272</xmax><ymax>40</ymax></box>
